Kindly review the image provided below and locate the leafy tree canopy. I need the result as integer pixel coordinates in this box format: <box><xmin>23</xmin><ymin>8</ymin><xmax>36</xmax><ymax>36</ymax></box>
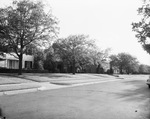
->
<box><xmin>52</xmin><ymin>34</ymin><xmax>95</xmax><ymax>74</ymax></box>
<box><xmin>132</xmin><ymin>1</ymin><xmax>150</xmax><ymax>54</ymax></box>
<box><xmin>110</xmin><ymin>53</ymin><xmax>139</xmax><ymax>74</ymax></box>
<box><xmin>0</xmin><ymin>0</ymin><xmax>58</xmax><ymax>74</ymax></box>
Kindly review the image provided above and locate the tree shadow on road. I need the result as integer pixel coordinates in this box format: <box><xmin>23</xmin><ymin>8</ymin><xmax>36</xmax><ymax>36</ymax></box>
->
<box><xmin>116</xmin><ymin>79</ymin><xmax>150</xmax><ymax>119</ymax></box>
<box><xmin>118</xmin><ymin>80</ymin><xmax>150</xmax><ymax>101</ymax></box>
<box><xmin>0</xmin><ymin>108</ymin><xmax>2</xmax><ymax>116</ymax></box>
<box><xmin>0</xmin><ymin>107</ymin><xmax>6</xmax><ymax>119</ymax></box>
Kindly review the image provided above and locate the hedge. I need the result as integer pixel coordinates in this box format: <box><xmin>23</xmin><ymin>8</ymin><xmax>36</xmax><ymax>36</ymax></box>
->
<box><xmin>0</xmin><ymin>68</ymin><xmax>48</xmax><ymax>73</ymax></box>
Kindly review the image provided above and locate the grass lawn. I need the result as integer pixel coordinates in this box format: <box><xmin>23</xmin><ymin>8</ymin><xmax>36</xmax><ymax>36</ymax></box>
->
<box><xmin>2</xmin><ymin>73</ymin><xmax>146</xmax><ymax>85</ymax></box>
<box><xmin>0</xmin><ymin>73</ymin><xmax>148</xmax><ymax>92</ymax></box>
<box><xmin>0</xmin><ymin>73</ymin><xmax>120</xmax><ymax>92</ymax></box>
<box><xmin>15</xmin><ymin>73</ymin><xmax>112</xmax><ymax>82</ymax></box>
<box><xmin>0</xmin><ymin>74</ymin><xmax>32</xmax><ymax>85</ymax></box>
<box><xmin>0</xmin><ymin>73</ymin><xmax>120</xmax><ymax>83</ymax></box>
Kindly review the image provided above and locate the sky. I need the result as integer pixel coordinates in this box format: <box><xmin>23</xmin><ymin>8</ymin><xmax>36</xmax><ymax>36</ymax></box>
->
<box><xmin>1</xmin><ymin>0</ymin><xmax>150</xmax><ymax>65</ymax></box>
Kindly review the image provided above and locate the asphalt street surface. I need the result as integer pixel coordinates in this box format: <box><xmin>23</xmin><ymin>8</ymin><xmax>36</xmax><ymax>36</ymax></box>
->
<box><xmin>0</xmin><ymin>76</ymin><xmax>150</xmax><ymax>119</ymax></box>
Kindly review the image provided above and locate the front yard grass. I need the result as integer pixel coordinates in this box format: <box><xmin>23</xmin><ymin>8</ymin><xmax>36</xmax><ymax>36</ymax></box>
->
<box><xmin>0</xmin><ymin>74</ymin><xmax>32</xmax><ymax>85</ymax></box>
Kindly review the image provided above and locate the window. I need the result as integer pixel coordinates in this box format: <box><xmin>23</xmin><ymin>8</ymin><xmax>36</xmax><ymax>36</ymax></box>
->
<box><xmin>25</xmin><ymin>61</ymin><xmax>32</xmax><ymax>69</ymax></box>
<box><xmin>8</xmin><ymin>60</ymin><xmax>19</xmax><ymax>69</ymax></box>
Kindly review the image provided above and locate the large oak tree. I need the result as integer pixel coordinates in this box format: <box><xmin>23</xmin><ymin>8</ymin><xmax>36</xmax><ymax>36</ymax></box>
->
<box><xmin>0</xmin><ymin>0</ymin><xmax>58</xmax><ymax>75</ymax></box>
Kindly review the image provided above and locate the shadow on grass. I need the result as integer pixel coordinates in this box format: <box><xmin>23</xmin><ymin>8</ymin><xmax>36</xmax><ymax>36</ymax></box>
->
<box><xmin>0</xmin><ymin>73</ymin><xmax>73</xmax><ymax>82</ymax></box>
<box><xmin>0</xmin><ymin>73</ymin><xmax>107</xmax><ymax>82</ymax></box>
<box><xmin>20</xmin><ymin>73</ymin><xmax>75</xmax><ymax>82</ymax></box>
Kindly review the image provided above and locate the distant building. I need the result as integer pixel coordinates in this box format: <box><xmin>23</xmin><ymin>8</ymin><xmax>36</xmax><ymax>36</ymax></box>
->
<box><xmin>101</xmin><ymin>61</ymin><xmax>110</xmax><ymax>72</ymax></box>
<box><xmin>0</xmin><ymin>53</ymin><xmax>34</xmax><ymax>69</ymax></box>
<box><xmin>112</xmin><ymin>67</ymin><xmax>120</xmax><ymax>74</ymax></box>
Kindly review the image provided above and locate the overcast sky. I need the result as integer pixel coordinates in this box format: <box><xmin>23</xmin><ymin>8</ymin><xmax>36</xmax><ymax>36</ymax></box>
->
<box><xmin>1</xmin><ymin>0</ymin><xmax>150</xmax><ymax>65</ymax></box>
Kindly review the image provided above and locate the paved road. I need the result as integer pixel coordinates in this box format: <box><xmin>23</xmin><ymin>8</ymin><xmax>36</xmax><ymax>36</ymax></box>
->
<box><xmin>0</xmin><ymin>76</ymin><xmax>149</xmax><ymax>119</ymax></box>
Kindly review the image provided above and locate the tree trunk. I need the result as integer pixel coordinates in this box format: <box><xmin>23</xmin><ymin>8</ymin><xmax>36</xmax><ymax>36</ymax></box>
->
<box><xmin>18</xmin><ymin>54</ymin><xmax>23</xmax><ymax>75</ymax></box>
<box><xmin>72</xmin><ymin>58</ymin><xmax>75</xmax><ymax>75</ymax></box>
<box><xmin>120</xmin><ymin>67</ymin><xmax>123</xmax><ymax>74</ymax></box>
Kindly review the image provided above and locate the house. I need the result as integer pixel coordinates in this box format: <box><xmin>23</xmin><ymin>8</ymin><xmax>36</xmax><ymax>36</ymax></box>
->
<box><xmin>112</xmin><ymin>66</ymin><xmax>120</xmax><ymax>74</ymax></box>
<box><xmin>101</xmin><ymin>61</ymin><xmax>110</xmax><ymax>72</ymax></box>
<box><xmin>0</xmin><ymin>53</ymin><xmax>34</xmax><ymax>69</ymax></box>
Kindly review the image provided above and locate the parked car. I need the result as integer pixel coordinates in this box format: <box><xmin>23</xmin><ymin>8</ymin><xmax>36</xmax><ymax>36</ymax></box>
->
<box><xmin>146</xmin><ymin>76</ymin><xmax>150</xmax><ymax>88</ymax></box>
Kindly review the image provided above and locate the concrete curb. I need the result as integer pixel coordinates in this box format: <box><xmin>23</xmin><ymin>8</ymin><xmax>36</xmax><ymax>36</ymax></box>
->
<box><xmin>3</xmin><ymin>88</ymin><xmax>38</xmax><ymax>95</ymax></box>
<box><xmin>0</xmin><ymin>87</ymin><xmax>39</xmax><ymax>96</ymax></box>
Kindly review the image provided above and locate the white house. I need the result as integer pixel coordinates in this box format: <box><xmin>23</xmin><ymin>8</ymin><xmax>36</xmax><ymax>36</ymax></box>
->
<box><xmin>0</xmin><ymin>53</ymin><xmax>34</xmax><ymax>69</ymax></box>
